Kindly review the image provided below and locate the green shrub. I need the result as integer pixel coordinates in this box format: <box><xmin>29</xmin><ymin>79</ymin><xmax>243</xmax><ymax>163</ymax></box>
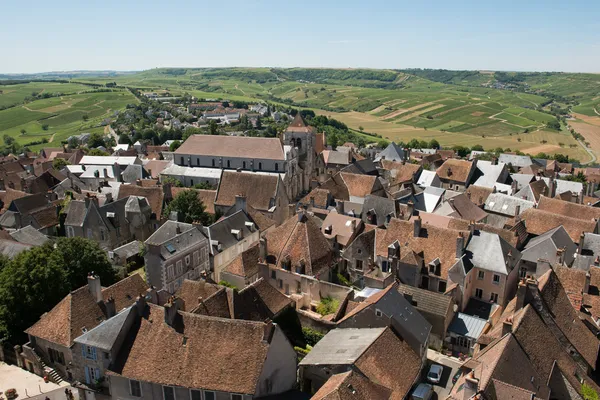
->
<box><xmin>218</xmin><ymin>280</ymin><xmax>237</xmax><ymax>289</ymax></box>
<box><xmin>582</xmin><ymin>383</ymin><xmax>599</xmax><ymax>400</ymax></box>
<box><xmin>316</xmin><ymin>296</ymin><xmax>339</xmax><ymax>316</ymax></box>
<box><xmin>302</xmin><ymin>327</ymin><xmax>324</xmax><ymax>346</ymax></box>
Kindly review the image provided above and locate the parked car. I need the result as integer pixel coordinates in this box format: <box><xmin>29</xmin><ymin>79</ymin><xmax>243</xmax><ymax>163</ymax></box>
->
<box><xmin>452</xmin><ymin>370</ymin><xmax>462</xmax><ymax>384</ymax></box>
<box><xmin>411</xmin><ymin>383</ymin><xmax>434</xmax><ymax>400</ymax></box>
<box><xmin>427</xmin><ymin>364</ymin><xmax>444</xmax><ymax>384</ymax></box>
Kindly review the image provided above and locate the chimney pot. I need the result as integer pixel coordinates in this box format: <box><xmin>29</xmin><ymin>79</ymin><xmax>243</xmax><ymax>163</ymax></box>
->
<box><xmin>413</xmin><ymin>216</ymin><xmax>421</xmax><ymax>238</ymax></box>
<box><xmin>87</xmin><ymin>273</ymin><xmax>102</xmax><ymax>303</ymax></box>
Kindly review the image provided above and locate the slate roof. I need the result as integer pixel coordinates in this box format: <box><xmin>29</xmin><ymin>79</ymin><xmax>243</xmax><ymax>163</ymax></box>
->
<box><xmin>374</xmin><ymin>142</ymin><xmax>408</xmax><ymax>162</ymax></box>
<box><xmin>175</xmin><ymin>135</ymin><xmax>285</xmax><ymax>160</ymax></box>
<box><xmin>26</xmin><ymin>274</ymin><xmax>148</xmax><ymax>347</ymax></box>
<box><xmin>448</xmin><ymin>313</ymin><xmax>487</xmax><ymax>339</ymax></box>
<box><xmin>74</xmin><ymin>306</ymin><xmax>134</xmax><ymax>350</ymax></box>
<box><xmin>322</xmin><ymin>150</ymin><xmax>351</xmax><ymax>166</ymax></box>
<box><xmin>0</xmin><ymin>239</ymin><xmax>31</xmax><ymax>258</ymax></box>
<box><xmin>111</xmin><ymin>305</ymin><xmax>280</xmax><ymax>395</ymax></box>
<box><xmin>9</xmin><ymin>225</ymin><xmax>49</xmax><ymax>246</ymax></box>
<box><xmin>498</xmin><ymin>154</ymin><xmax>532</xmax><ymax>168</ymax></box>
<box><xmin>521</xmin><ymin>226</ymin><xmax>576</xmax><ymax>266</ymax></box>
<box><xmin>361</xmin><ymin>195</ymin><xmax>396</xmax><ymax>226</ymax></box>
<box><xmin>215</xmin><ymin>171</ymin><xmax>280</xmax><ymax>211</ymax></box>
<box><xmin>118</xmin><ymin>184</ymin><xmax>164</xmax><ymax>219</ymax></box>
<box><xmin>436</xmin><ymin>159</ymin><xmax>474</xmax><ymax>184</ymax></box>
<box><xmin>397</xmin><ymin>283</ymin><xmax>453</xmax><ymax>317</ymax></box>
<box><xmin>484</xmin><ymin>193</ymin><xmax>534</xmax><ymax>216</ymax></box>
<box><xmin>265</xmin><ymin>213</ymin><xmax>333</xmax><ymax>277</ymax></box>
<box><xmin>206</xmin><ymin>210</ymin><xmax>255</xmax><ymax>254</ymax></box>
<box><xmin>465</xmin><ymin>230</ymin><xmax>520</xmax><ymax>275</ymax></box>
<box><xmin>416</xmin><ymin>170</ymin><xmax>439</xmax><ymax>187</ymax></box>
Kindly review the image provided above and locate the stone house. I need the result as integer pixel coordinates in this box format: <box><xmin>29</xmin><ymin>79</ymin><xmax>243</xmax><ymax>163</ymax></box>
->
<box><xmin>107</xmin><ymin>299</ymin><xmax>297</xmax><ymax>400</ymax></box>
<box><xmin>435</xmin><ymin>159</ymin><xmax>476</xmax><ymax>192</ymax></box>
<box><xmin>21</xmin><ymin>274</ymin><xmax>148</xmax><ymax>382</ymax></box>
<box><xmin>65</xmin><ymin>195</ymin><xmax>153</xmax><ymax>251</ymax></box>
<box><xmin>144</xmin><ymin>221</ymin><xmax>211</xmax><ymax>293</ymax></box>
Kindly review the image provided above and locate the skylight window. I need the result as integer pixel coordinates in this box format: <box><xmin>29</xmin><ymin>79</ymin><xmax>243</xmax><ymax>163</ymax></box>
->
<box><xmin>166</xmin><ymin>244</ymin><xmax>176</xmax><ymax>254</ymax></box>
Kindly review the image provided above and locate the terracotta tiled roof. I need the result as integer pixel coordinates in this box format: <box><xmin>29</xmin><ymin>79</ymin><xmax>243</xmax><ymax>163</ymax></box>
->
<box><xmin>465</xmin><ymin>185</ymin><xmax>494</xmax><ymax>206</ymax></box>
<box><xmin>436</xmin><ymin>159</ymin><xmax>474</xmax><ymax>183</ymax></box>
<box><xmin>1</xmin><ymin>188</ymin><xmax>28</xmax><ymax>211</ymax></box>
<box><xmin>222</xmin><ymin>244</ymin><xmax>261</xmax><ymax>279</ymax></box>
<box><xmin>537</xmin><ymin>195</ymin><xmax>600</xmax><ymax>221</ymax></box>
<box><xmin>244</xmin><ymin>278</ymin><xmax>292</xmax><ymax>317</ymax></box>
<box><xmin>118</xmin><ymin>184</ymin><xmax>164</xmax><ymax>219</ymax></box>
<box><xmin>26</xmin><ymin>274</ymin><xmax>148</xmax><ymax>347</ymax></box>
<box><xmin>381</xmin><ymin>160</ymin><xmax>421</xmax><ymax>184</ymax></box>
<box><xmin>538</xmin><ymin>270</ymin><xmax>599</xmax><ymax>368</ymax></box>
<box><xmin>583</xmin><ymin>294</ymin><xmax>600</xmax><ymax>321</ymax></box>
<box><xmin>340</xmin><ymin>172</ymin><xmax>379</xmax><ymax>198</ymax></box>
<box><xmin>170</xmin><ymin>187</ymin><xmax>216</xmax><ymax>215</ymax></box>
<box><xmin>376</xmin><ymin>218</ymin><xmax>466</xmax><ymax>280</ymax></box>
<box><xmin>519</xmin><ymin>208</ymin><xmax>596</xmax><ymax>243</ymax></box>
<box><xmin>175</xmin><ymin>279</ymin><xmax>221</xmax><ymax>312</ymax></box>
<box><xmin>300</xmin><ymin>188</ymin><xmax>331</xmax><ymax>209</ymax></box>
<box><xmin>354</xmin><ymin>327</ymin><xmax>422</xmax><ymax>399</ymax></box>
<box><xmin>215</xmin><ymin>171</ymin><xmax>280</xmax><ymax>212</ymax></box>
<box><xmin>113</xmin><ymin>305</ymin><xmax>275</xmax><ymax>394</ymax></box>
<box><xmin>30</xmin><ymin>205</ymin><xmax>59</xmax><ymax>229</ymax></box>
<box><xmin>138</xmin><ymin>179</ymin><xmax>159</xmax><ymax>187</ymax></box>
<box><xmin>246</xmin><ymin>205</ymin><xmax>276</xmax><ymax>232</ymax></box>
<box><xmin>175</xmin><ymin>135</ymin><xmax>285</xmax><ymax>160</ymax></box>
<box><xmin>315</xmin><ymin>133</ymin><xmax>326</xmax><ymax>154</ymax></box>
<box><xmin>193</xmin><ymin>288</ymin><xmax>233</xmax><ymax>318</ymax></box>
<box><xmin>446</xmin><ymin>193</ymin><xmax>488</xmax><ymax>222</ymax></box>
<box><xmin>311</xmin><ymin>370</ymin><xmax>392</xmax><ymax>400</ymax></box>
<box><xmin>555</xmin><ymin>266</ymin><xmax>587</xmax><ymax>311</ymax></box>
<box><xmin>286</xmin><ymin>113</ymin><xmax>315</xmax><ymax>133</ymax></box>
<box><xmin>265</xmin><ymin>213</ymin><xmax>333</xmax><ymax>277</ymax></box>
<box><xmin>143</xmin><ymin>160</ymin><xmax>170</xmax><ymax>179</ymax></box>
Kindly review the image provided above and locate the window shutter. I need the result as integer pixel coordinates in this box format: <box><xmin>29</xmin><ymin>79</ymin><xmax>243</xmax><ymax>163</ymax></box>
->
<box><xmin>84</xmin><ymin>366</ymin><xmax>90</xmax><ymax>384</ymax></box>
<box><xmin>95</xmin><ymin>368</ymin><xmax>100</xmax><ymax>381</ymax></box>
<box><xmin>81</xmin><ymin>345</ymin><xmax>86</xmax><ymax>357</ymax></box>
<box><xmin>92</xmin><ymin>347</ymin><xmax>97</xmax><ymax>360</ymax></box>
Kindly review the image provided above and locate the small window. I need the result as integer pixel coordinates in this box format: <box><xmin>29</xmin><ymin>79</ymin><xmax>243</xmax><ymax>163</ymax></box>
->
<box><xmin>275</xmin><ymin>163</ymin><xmax>279</xmax><ymax>171</ymax></box>
<box><xmin>438</xmin><ymin>281</ymin><xmax>447</xmax><ymax>293</ymax></box>
<box><xmin>185</xmin><ymin>255</ymin><xmax>191</xmax><ymax>266</ymax></box>
<box><xmin>375</xmin><ymin>309</ymin><xmax>383</xmax><ymax>317</ymax></box>
<box><xmin>196</xmin><ymin>158</ymin><xmax>200</xmax><ymax>166</ymax></box>
<box><xmin>204</xmin><ymin>392</ymin><xmax>216</xmax><ymax>400</ymax></box>
<box><xmin>163</xmin><ymin>386</ymin><xmax>175</xmax><ymax>400</ymax></box>
<box><xmin>519</xmin><ymin>267</ymin><xmax>527</xmax><ymax>279</ymax></box>
<box><xmin>193</xmin><ymin>251</ymin><xmax>199</xmax><ymax>265</ymax></box>
<box><xmin>212</xmin><ymin>159</ymin><xmax>215</xmax><ymax>167</ymax></box>
<box><xmin>231</xmin><ymin>395</ymin><xmax>242</xmax><ymax>400</ymax></box>
<box><xmin>475</xmin><ymin>288</ymin><xmax>483</xmax><ymax>299</ymax></box>
<box><xmin>258</xmin><ymin>162</ymin><xmax>262</xmax><ymax>170</ymax></box>
<box><xmin>180</xmin><ymin>157</ymin><xmax>184</xmax><ymax>165</ymax></box>
<box><xmin>67</xmin><ymin>226</ymin><xmax>74</xmax><ymax>238</ymax></box>
<box><xmin>477</xmin><ymin>270</ymin><xmax>485</xmax><ymax>280</ymax></box>
<box><xmin>271</xmin><ymin>270</ymin><xmax>276</xmax><ymax>280</ymax></box>
<box><xmin>100</xmin><ymin>229</ymin><xmax>105</xmax><ymax>241</ymax></box>
<box><xmin>381</xmin><ymin>260</ymin><xmax>389</xmax><ymax>272</ymax></box>
<box><xmin>166</xmin><ymin>243</ymin><xmax>176</xmax><ymax>254</ymax></box>
<box><xmin>227</xmin><ymin>160</ymin><xmax>231</xmax><ymax>168</ymax></box>
<box><xmin>130</xmin><ymin>380</ymin><xmax>142</xmax><ymax>397</ymax></box>
<box><xmin>176</xmin><ymin>260</ymin><xmax>183</xmax><ymax>274</ymax></box>
<box><xmin>356</xmin><ymin>259</ymin><xmax>363</xmax><ymax>271</ymax></box>
<box><xmin>190</xmin><ymin>390</ymin><xmax>202</xmax><ymax>400</ymax></box>
<box><xmin>278</xmin><ymin>279</ymin><xmax>283</xmax><ymax>289</ymax></box>
<box><xmin>243</xmin><ymin>161</ymin><xmax>246</xmax><ymax>169</ymax></box>
<box><xmin>490</xmin><ymin>292</ymin><xmax>499</xmax><ymax>303</ymax></box>
<box><xmin>493</xmin><ymin>274</ymin><xmax>500</xmax><ymax>285</ymax></box>
<box><xmin>167</xmin><ymin>265</ymin><xmax>174</xmax><ymax>279</ymax></box>
<box><xmin>86</xmin><ymin>228</ymin><xmax>93</xmax><ymax>239</ymax></box>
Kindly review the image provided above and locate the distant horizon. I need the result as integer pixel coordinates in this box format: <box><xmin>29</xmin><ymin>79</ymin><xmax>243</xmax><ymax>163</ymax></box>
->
<box><xmin>2</xmin><ymin>66</ymin><xmax>600</xmax><ymax>76</ymax></box>
<box><xmin>2</xmin><ymin>0</ymin><xmax>599</xmax><ymax>74</ymax></box>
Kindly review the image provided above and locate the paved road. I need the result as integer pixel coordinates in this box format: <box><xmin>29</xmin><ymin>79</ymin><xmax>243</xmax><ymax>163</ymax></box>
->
<box><xmin>578</xmin><ymin>139</ymin><xmax>597</xmax><ymax>165</ymax></box>
<box><xmin>425</xmin><ymin>350</ymin><xmax>463</xmax><ymax>399</ymax></box>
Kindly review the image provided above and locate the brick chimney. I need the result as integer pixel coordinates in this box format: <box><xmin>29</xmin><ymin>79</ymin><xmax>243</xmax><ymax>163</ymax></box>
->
<box><xmin>235</xmin><ymin>194</ymin><xmax>247</xmax><ymax>213</ymax></box>
<box><xmin>87</xmin><ymin>273</ymin><xmax>102</xmax><ymax>303</ymax></box>
<box><xmin>262</xmin><ymin>320</ymin><xmax>274</xmax><ymax>342</ymax></box>
<box><xmin>462</xmin><ymin>371</ymin><xmax>479</xmax><ymax>400</ymax></box>
<box><xmin>456</xmin><ymin>233</ymin><xmax>465</xmax><ymax>259</ymax></box>
<box><xmin>502</xmin><ymin>318</ymin><xmax>513</xmax><ymax>336</ymax></box>
<box><xmin>164</xmin><ymin>296</ymin><xmax>183</xmax><ymax>327</ymax></box>
<box><xmin>135</xmin><ymin>294</ymin><xmax>147</xmax><ymax>316</ymax></box>
<box><xmin>413</xmin><ymin>215</ymin><xmax>421</xmax><ymax>238</ymax></box>
<box><xmin>259</xmin><ymin>237</ymin><xmax>268</xmax><ymax>261</ymax></box>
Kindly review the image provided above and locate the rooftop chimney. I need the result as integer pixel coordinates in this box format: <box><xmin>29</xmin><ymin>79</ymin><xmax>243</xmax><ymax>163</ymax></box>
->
<box><xmin>105</xmin><ymin>296</ymin><xmax>116</xmax><ymax>318</ymax></box>
<box><xmin>502</xmin><ymin>318</ymin><xmax>513</xmax><ymax>336</ymax></box>
<box><xmin>135</xmin><ymin>294</ymin><xmax>147</xmax><ymax>316</ymax></box>
<box><xmin>263</xmin><ymin>320</ymin><xmax>274</xmax><ymax>342</ymax></box>
<box><xmin>585</xmin><ymin>272</ymin><xmax>591</xmax><ymax>295</ymax></box>
<box><xmin>87</xmin><ymin>273</ymin><xmax>102</xmax><ymax>303</ymax></box>
<box><xmin>413</xmin><ymin>216</ymin><xmax>421</xmax><ymax>238</ymax></box>
<box><xmin>407</xmin><ymin>201</ymin><xmax>414</xmax><ymax>217</ymax></box>
<box><xmin>515</xmin><ymin>204</ymin><xmax>521</xmax><ymax>218</ymax></box>
<box><xmin>164</xmin><ymin>296</ymin><xmax>183</xmax><ymax>327</ymax></box>
<box><xmin>309</xmin><ymin>196</ymin><xmax>315</xmax><ymax>208</ymax></box>
<box><xmin>176</xmin><ymin>224</ymin><xmax>181</xmax><ymax>234</ymax></box>
<box><xmin>235</xmin><ymin>194</ymin><xmax>247</xmax><ymax>213</ymax></box>
<box><xmin>259</xmin><ymin>237</ymin><xmax>268</xmax><ymax>262</ymax></box>
<box><xmin>462</xmin><ymin>371</ymin><xmax>479</xmax><ymax>400</ymax></box>
<box><xmin>456</xmin><ymin>233</ymin><xmax>465</xmax><ymax>259</ymax></box>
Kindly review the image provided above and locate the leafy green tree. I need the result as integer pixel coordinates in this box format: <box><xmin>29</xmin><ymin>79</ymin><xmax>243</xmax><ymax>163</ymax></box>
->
<box><xmin>471</xmin><ymin>144</ymin><xmax>484</xmax><ymax>151</ymax></box>
<box><xmin>20</xmin><ymin>129</ymin><xmax>26</xmax><ymax>135</ymax></box>
<box><xmin>208</xmin><ymin>120</ymin><xmax>219</xmax><ymax>135</ymax></box>
<box><xmin>377</xmin><ymin>139</ymin><xmax>389</xmax><ymax>149</ymax></box>
<box><xmin>41</xmin><ymin>124</ymin><xmax>49</xmax><ymax>131</ymax></box>
<box><xmin>164</xmin><ymin>189</ymin><xmax>211</xmax><ymax>225</ymax></box>
<box><xmin>328</xmin><ymin>133</ymin><xmax>339</xmax><ymax>150</ymax></box>
<box><xmin>193</xmin><ymin>182</ymin><xmax>214</xmax><ymax>190</ymax></box>
<box><xmin>87</xmin><ymin>132</ymin><xmax>106</xmax><ymax>149</ymax></box>
<box><xmin>118</xmin><ymin>134</ymin><xmax>132</xmax><ymax>145</ymax></box>
<box><xmin>255</xmin><ymin>116</ymin><xmax>262</xmax><ymax>130</ymax></box>
<box><xmin>546</xmin><ymin>119</ymin><xmax>561</xmax><ymax>130</ymax></box>
<box><xmin>169</xmin><ymin>140</ymin><xmax>182</xmax><ymax>152</ymax></box>
<box><xmin>358</xmin><ymin>126</ymin><xmax>364</xmax><ymax>132</ymax></box>
<box><xmin>68</xmin><ymin>137</ymin><xmax>80</xmax><ymax>149</ymax></box>
<box><xmin>582</xmin><ymin>383</ymin><xmax>599</xmax><ymax>400</ymax></box>
<box><xmin>52</xmin><ymin>158</ymin><xmax>70</xmax><ymax>170</ymax></box>
<box><xmin>429</xmin><ymin>139</ymin><xmax>441</xmax><ymax>149</ymax></box>
<box><xmin>162</xmin><ymin>176</ymin><xmax>183</xmax><ymax>187</ymax></box>
<box><xmin>82</xmin><ymin>114</ymin><xmax>89</xmax><ymax>121</ymax></box>
<box><xmin>87</xmin><ymin>148</ymin><xmax>110</xmax><ymax>156</ymax></box>
<box><xmin>3</xmin><ymin>135</ymin><xmax>15</xmax><ymax>146</ymax></box>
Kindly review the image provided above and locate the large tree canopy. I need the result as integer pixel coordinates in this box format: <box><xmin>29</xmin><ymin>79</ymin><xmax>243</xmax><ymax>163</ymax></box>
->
<box><xmin>164</xmin><ymin>189</ymin><xmax>211</xmax><ymax>225</ymax></box>
<box><xmin>0</xmin><ymin>238</ymin><xmax>117</xmax><ymax>344</ymax></box>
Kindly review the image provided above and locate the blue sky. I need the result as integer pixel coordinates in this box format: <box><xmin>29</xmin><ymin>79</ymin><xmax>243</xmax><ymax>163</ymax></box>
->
<box><xmin>1</xmin><ymin>0</ymin><xmax>599</xmax><ymax>73</ymax></box>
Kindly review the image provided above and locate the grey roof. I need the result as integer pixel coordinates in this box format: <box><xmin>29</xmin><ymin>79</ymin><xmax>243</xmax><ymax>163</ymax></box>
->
<box><xmin>9</xmin><ymin>193</ymin><xmax>49</xmax><ymax>214</ymax></box>
<box><xmin>469</xmin><ymin>150</ymin><xmax>488</xmax><ymax>160</ymax></box>
<box><xmin>146</xmin><ymin>220</ymin><xmax>196</xmax><ymax>245</ymax></box>
<box><xmin>324</xmin><ymin>150</ymin><xmax>351</xmax><ymax>166</ymax></box>
<box><xmin>397</xmin><ymin>284</ymin><xmax>453</xmax><ymax>317</ymax></box>
<box><xmin>484</xmin><ymin>193</ymin><xmax>534</xmax><ymax>216</ymax></box>
<box><xmin>112</xmin><ymin>240</ymin><xmax>143</xmax><ymax>259</ymax></box>
<box><xmin>448</xmin><ymin>312</ymin><xmax>487</xmax><ymax>339</ymax></box>
<box><xmin>465</xmin><ymin>230</ymin><xmax>521</xmax><ymax>275</ymax></box>
<box><xmin>206</xmin><ymin>210</ymin><xmax>254</xmax><ymax>254</ymax></box>
<box><xmin>473</xmin><ymin>160</ymin><xmax>508</xmax><ymax>188</ymax></box>
<box><xmin>298</xmin><ymin>327</ymin><xmax>385</xmax><ymax>366</ymax></box>
<box><xmin>540</xmin><ymin>177</ymin><xmax>584</xmax><ymax>196</ymax></box>
<box><xmin>10</xmin><ymin>225</ymin><xmax>49</xmax><ymax>246</ymax></box>
<box><xmin>509</xmin><ymin>174</ymin><xmax>535</xmax><ymax>191</ymax></box>
<box><xmin>64</xmin><ymin>200</ymin><xmax>88</xmax><ymax>226</ymax></box>
<box><xmin>522</xmin><ymin>226</ymin><xmax>576</xmax><ymax>266</ymax></box>
<box><xmin>122</xmin><ymin>164</ymin><xmax>143</xmax><ymax>183</ymax></box>
<box><xmin>0</xmin><ymin>239</ymin><xmax>31</xmax><ymax>259</ymax></box>
<box><xmin>146</xmin><ymin>220</ymin><xmax>207</xmax><ymax>259</ymax></box>
<box><xmin>416</xmin><ymin>170</ymin><xmax>439</xmax><ymax>188</ymax></box>
<box><xmin>573</xmin><ymin>233</ymin><xmax>600</xmax><ymax>270</ymax></box>
<box><xmin>361</xmin><ymin>195</ymin><xmax>396</xmax><ymax>225</ymax></box>
<box><xmin>0</xmin><ymin>211</ymin><xmax>18</xmax><ymax>229</ymax></box>
<box><xmin>374</xmin><ymin>142</ymin><xmax>408</xmax><ymax>162</ymax></box>
<box><xmin>74</xmin><ymin>307</ymin><xmax>134</xmax><ymax>350</ymax></box>
<box><xmin>498</xmin><ymin>154</ymin><xmax>532</xmax><ymax>168</ymax></box>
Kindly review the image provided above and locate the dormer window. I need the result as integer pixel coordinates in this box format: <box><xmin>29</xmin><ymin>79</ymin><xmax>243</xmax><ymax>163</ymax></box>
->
<box><xmin>324</xmin><ymin>225</ymin><xmax>333</xmax><ymax>235</ymax></box>
<box><xmin>231</xmin><ymin>229</ymin><xmax>242</xmax><ymax>240</ymax></box>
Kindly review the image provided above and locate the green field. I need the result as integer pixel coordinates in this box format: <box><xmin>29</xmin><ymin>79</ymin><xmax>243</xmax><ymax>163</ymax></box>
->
<box><xmin>2</xmin><ymin>67</ymin><xmax>599</xmax><ymax>162</ymax></box>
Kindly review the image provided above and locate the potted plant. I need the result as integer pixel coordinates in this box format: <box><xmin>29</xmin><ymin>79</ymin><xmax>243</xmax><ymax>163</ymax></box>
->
<box><xmin>5</xmin><ymin>388</ymin><xmax>17</xmax><ymax>399</ymax></box>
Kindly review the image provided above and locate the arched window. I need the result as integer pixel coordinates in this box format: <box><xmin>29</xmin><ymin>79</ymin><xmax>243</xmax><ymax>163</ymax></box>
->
<box><xmin>275</xmin><ymin>163</ymin><xmax>279</xmax><ymax>171</ymax></box>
